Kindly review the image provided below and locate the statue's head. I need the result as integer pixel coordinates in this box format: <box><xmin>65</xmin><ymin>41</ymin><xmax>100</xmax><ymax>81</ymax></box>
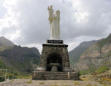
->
<box><xmin>48</xmin><ymin>5</ymin><xmax>53</xmax><ymax>10</ymax></box>
<box><xmin>50</xmin><ymin>5</ymin><xmax>53</xmax><ymax>9</ymax></box>
<box><xmin>48</xmin><ymin>5</ymin><xmax>53</xmax><ymax>16</ymax></box>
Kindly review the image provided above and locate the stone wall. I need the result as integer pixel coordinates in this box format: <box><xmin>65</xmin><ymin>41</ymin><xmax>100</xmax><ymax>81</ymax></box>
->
<box><xmin>39</xmin><ymin>40</ymin><xmax>70</xmax><ymax>72</ymax></box>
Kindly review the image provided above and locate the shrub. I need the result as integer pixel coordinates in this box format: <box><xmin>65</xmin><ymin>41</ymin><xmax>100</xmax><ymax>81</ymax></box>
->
<box><xmin>96</xmin><ymin>65</ymin><xmax>109</xmax><ymax>73</ymax></box>
<box><xmin>79</xmin><ymin>70</ymin><xmax>90</xmax><ymax>75</ymax></box>
<box><xmin>0</xmin><ymin>77</ymin><xmax>5</xmax><ymax>82</ymax></box>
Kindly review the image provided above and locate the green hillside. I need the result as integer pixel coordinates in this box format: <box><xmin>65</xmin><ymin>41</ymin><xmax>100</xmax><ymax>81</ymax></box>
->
<box><xmin>0</xmin><ymin>37</ymin><xmax>40</xmax><ymax>79</ymax></box>
<box><xmin>0</xmin><ymin>46</ymin><xmax>40</xmax><ymax>74</ymax></box>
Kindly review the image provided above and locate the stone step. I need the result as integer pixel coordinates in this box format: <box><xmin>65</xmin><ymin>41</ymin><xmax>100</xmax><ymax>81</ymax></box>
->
<box><xmin>32</xmin><ymin>71</ymin><xmax>79</xmax><ymax>80</ymax></box>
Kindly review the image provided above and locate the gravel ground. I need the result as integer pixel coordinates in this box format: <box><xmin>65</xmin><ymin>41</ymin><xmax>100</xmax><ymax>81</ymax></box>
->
<box><xmin>0</xmin><ymin>79</ymin><xmax>104</xmax><ymax>86</ymax></box>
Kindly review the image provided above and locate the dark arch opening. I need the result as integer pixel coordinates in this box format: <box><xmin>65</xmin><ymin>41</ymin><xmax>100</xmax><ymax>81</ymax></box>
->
<box><xmin>46</xmin><ymin>53</ymin><xmax>63</xmax><ymax>72</ymax></box>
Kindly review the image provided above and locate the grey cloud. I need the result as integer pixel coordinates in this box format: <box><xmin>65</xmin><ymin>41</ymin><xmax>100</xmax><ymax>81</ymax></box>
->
<box><xmin>0</xmin><ymin>0</ymin><xmax>7</xmax><ymax>18</ymax></box>
<box><xmin>1</xmin><ymin>0</ymin><xmax>111</xmax><ymax>45</ymax></box>
<box><xmin>14</xmin><ymin>0</ymin><xmax>74</xmax><ymax>44</ymax></box>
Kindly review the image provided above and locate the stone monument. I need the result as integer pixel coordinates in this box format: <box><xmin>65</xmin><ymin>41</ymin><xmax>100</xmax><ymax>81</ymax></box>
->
<box><xmin>32</xmin><ymin>6</ymin><xmax>79</xmax><ymax>80</ymax></box>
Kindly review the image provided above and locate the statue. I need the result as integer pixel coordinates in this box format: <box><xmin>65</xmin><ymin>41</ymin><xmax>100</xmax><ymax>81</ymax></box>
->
<box><xmin>48</xmin><ymin>5</ymin><xmax>60</xmax><ymax>40</ymax></box>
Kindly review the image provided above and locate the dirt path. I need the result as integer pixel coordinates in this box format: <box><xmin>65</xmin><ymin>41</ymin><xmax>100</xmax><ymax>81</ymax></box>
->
<box><xmin>0</xmin><ymin>79</ymin><xmax>104</xmax><ymax>86</ymax></box>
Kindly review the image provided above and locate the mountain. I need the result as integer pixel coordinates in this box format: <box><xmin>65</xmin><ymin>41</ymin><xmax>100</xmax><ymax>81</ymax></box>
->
<box><xmin>69</xmin><ymin>41</ymin><xmax>96</xmax><ymax>65</ymax></box>
<box><xmin>0</xmin><ymin>37</ymin><xmax>14</xmax><ymax>51</ymax></box>
<box><xmin>0</xmin><ymin>37</ymin><xmax>14</xmax><ymax>47</ymax></box>
<box><xmin>0</xmin><ymin>37</ymin><xmax>40</xmax><ymax>75</ymax></box>
<box><xmin>0</xmin><ymin>46</ymin><xmax>40</xmax><ymax>74</ymax></box>
<box><xmin>74</xmin><ymin>34</ymin><xmax>111</xmax><ymax>74</ymax></box>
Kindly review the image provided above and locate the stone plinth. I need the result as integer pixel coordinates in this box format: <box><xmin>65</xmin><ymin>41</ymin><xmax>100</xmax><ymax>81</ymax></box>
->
<box><xmin>32</xmin><ymin>71</ymin><xmax>79</xmax><ymax>80</ymax></box>
<box><xmin>32</xmin><ymin>40</ymin><xmax>79</xmax><ymax>80</ymax></box>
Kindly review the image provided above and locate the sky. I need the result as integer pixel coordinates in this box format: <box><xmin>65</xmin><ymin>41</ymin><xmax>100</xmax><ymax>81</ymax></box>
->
<box><xmin>0</xmin><ymin>0</ymin><xmax>111</xmax><ymax>52</ymax></box>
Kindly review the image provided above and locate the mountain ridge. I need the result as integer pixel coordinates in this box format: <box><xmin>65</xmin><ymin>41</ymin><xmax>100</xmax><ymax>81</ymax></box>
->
<box><xmin>0</xmin><ymin>36</ymin><xmax>14</xmax><ymax>47</ymax></box>
<box><xmin>73</xmin><ymin>34</ymin><xmax>111</xmax><ymax>74</ymax></box>
<box><xmin>69</xmin><ymin>40</ymin><xmax>96</xmax><ymax>65</ymax></box>
<box><xmin>0</xmin><ymin>36</ymin><xmax>40</xmax><ymax>75</ymax></box>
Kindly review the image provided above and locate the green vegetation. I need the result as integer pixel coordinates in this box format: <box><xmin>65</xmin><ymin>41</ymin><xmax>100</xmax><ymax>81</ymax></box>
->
<box><xmin>74</xmin><ymin>81</ymin><xmax>80</xmax><ymax>85</ymax></box>
<box><xmin>106</xmin><ymin>50</ymin><xmax>111</xmax><ymax>57</ymax></box>
<box><xmin>0</xmin><ymin>60</ymin><xmax>6</xmax><ymax>68</ymax></box>
<box><xmin>39</xmin><ymin>82</ymin><xmax>45</xmax><ymax>85</ymax></box>
<box><xmin>0</xmin><ymin>45</ymin><xmax>40</xmax><ymax>74</ymax></box>
<box><xmin>16</xmin><ymin>74</ymin><xmax>32</xmax><ymax>79</ymax></box>
<box><xmin>0</xmin><ymin>70</ymin><xmax>17</xmax><ymax>82</ymax></box>
<box><xmin>74</xmin><ymin>34</ymin><xmax>111</xmax><ymax>77</ymax></box>
<box><xmin>0</xmin><ymin>77</ymin><xmax>5</xmax><ymax>82</ymax></box>
<box><xmin>80</xmin><ymin>65</ymin><xmax>109</xmax><ymax>75</ymax></box>
<box><xmin>86</xmin><ymin>83</ymin><xmax>93</xmax><ymax>86</ymax></box>
<box><xmin>26</xmin><ymin>79</ymin><xmax>32</xmax><ymax>84</ymax></box>
<box><xmin>95</xmin><ymin>66</ymin><xmax>109</xmax><ymax>73</ymax></box>
<box><xmin>79</xmin><ymin>65</ymin><xmax>96</xmax><ymax>75</ymax></box>
<box><xmin>97</xmin><ymin>34</ymin><xmax>111</xmax><ymax>48</ymax></box>
<box><xmin>79</xmin><ymin>70</ymin><xmax>91</xmax><ymax>75</ymax></box>
<box><xmin>0</xmin><ymin>57</ymin><xmax>33</xmax><ymax>82</ymax></box>
<box><xmin>0</xmin><ymin>37</ymin><xmax>40</xmax><ymax>77</ymax></box>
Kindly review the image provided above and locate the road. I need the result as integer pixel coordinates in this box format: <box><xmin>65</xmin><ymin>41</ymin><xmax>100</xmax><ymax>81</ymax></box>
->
<box><xmin>0</xmin><ymin>79</ymin><xmax>104</xmax><ymax>86</ymax></box>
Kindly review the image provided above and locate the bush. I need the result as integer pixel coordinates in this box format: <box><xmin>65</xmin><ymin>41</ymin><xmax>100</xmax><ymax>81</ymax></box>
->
<box><xmin>96</xmin><ymin>65</ymin><xmax>109</xmax><ymax>73</ymax></box>
<box><xmin>0</xmin><ymin>77</ymin><xmax>5</xmax><ymax>82</ymax></box>
<box><xmin>79</xmin><ymin>70</ymin><xmax>90</xmax><ymax>75</ymax></box>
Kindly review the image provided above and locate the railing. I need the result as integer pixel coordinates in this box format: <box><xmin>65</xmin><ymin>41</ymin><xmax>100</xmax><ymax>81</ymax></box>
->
<box><xmin>0</xmin><ymin>69</ymin><xmax>8</xmax><ymax>81</ymax></box>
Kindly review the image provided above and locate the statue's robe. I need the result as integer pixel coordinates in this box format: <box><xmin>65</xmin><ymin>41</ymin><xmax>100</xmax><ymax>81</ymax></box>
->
<box><xmin>48</xmin><ymin>6</ymin><xmax>60</xmax><ymax>40</ymax></box>
<box><xmin>49</xmin><ymin>14</ymin><xmax>60</xmax><ymax>40</ymax></box>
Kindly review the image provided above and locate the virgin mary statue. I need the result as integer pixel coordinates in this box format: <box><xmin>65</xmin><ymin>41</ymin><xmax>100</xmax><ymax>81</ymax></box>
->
<box><xmin>48</xmin><ymin>5</ymin><xmax>60</xmax><ymax>40</ymax></box>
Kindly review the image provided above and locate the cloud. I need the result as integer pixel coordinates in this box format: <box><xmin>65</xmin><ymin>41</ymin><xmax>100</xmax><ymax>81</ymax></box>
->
<box><xmin>0</xmin><ymin>0</ymin><xmax>7</xmax><ymax>18</ymax></box>
<box><xmin>0</xmin><ymin>0</ymin><xmax>111</xmax><ymax>51</ymax></box>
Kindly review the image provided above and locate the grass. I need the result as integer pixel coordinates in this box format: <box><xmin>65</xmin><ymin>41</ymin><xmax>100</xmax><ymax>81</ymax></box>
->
<box><xmin>95</xmin><ymin>66</ymin><xmax>109</xmax><ymax>73</ymax></box>
<box><xmin>26</xmin><ymin>79</ymin><xmax>32</xmax><ymax>84</ymax></box>
<box><xmin>86</xmin><ymin>83</ymin><xmax>92</xmax><ymax>86</ymax></box>
<box><xmin>79</xmin><ymin>70</ymin><xmax>90</xmax><ymax>75</ymax></box>
<box><xmin>16</xmin><ymin>74</ymin><xmax>32</xmax><ymax>79</ymax></box>
<box><xmin>74</xmin><ymin>81</ymin><xmax>80</xmax><ymax>85</ymax></box>
<box><xmin>39</xmin><ymin>82</ymin><xmax>45</xmax><ymax>85</ymax></box>
<box><xmin>50</xmin><ymin>85</ymin><xmax>58</xmax><ymax>86</ymax></box>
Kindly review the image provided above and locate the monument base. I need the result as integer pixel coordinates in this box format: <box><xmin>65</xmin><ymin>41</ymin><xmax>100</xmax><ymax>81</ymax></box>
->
<box><xmin>32</xmin><ymin>71</ymin><xmax>79</xmax><ymax>80</ymax></box>
<box><xmin>32</xmin><ymin>40</ymin><xmax>79</xmax><ymax>80</ymax></box>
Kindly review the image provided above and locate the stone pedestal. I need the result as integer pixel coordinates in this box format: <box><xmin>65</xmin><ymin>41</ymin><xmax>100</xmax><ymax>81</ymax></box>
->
<box><xmin>32</xmin><ymin>40</ymin><xmax>79</xmax><ymax>80</ymax></box>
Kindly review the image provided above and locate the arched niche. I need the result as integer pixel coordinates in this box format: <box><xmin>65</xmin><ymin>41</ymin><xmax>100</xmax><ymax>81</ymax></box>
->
<box><xmin>46</xmin><ymin>53</ymin><xmax>63</xmax><ymax>72</ymax></box>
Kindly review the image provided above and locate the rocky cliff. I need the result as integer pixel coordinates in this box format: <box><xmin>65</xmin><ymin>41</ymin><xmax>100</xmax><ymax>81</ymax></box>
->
<box><xmin>74</xmin><ymin>34</ymin><xmax>111</xmax><ymax>74</ymax></box>
<box><xmin>69</xmin><ymin>41</ymin><xmax>96</xmax><ymax>65</ymax></box>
